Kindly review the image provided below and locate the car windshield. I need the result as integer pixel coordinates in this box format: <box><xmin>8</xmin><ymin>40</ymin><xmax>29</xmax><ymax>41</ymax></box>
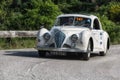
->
<box><xmin>55</xmin><ymin>16</ymin><xmax>91</xmax><ymax>27</ymax></box>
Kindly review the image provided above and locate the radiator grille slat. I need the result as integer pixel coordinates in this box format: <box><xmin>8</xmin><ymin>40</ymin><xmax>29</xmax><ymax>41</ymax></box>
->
<box><xmin>54</xmin><ymin>29</ymin><xmax>65</xmax><ymax>48</ymax></box>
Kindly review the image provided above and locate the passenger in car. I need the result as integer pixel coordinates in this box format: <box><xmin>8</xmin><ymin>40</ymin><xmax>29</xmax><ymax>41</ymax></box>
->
<box><xmin>83</xmin><ymin>19</ymin><xmax>91</xmax><ymax>27</ymax></box>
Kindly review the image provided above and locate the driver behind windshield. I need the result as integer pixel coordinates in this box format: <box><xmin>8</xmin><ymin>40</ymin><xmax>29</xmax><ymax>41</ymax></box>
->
<box><xmin>75</xmin><ymin>17</ymin><xmax>91</xmax><ymax>27</ymax></box>
<box><xmin>65</xmin><ymin>18</ymin><xmax>74</xmax><ymax>26</ymax></box>
<box><xmin>55</xmin><ymin>16</ymin><xmax>91</xmax><ymax>27</ymax></box>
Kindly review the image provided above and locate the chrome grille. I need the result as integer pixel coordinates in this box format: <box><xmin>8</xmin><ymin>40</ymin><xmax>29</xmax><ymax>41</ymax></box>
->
<box><xmin>54</xmin><ymin>29</ymin><xmax>65</xmax><ymax>48</ymax></box>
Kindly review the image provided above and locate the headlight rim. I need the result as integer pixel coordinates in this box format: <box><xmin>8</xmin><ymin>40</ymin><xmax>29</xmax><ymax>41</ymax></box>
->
<box><xmin>43</xmin><ymin>33</ymin><xmax>51</xmax><ymax>41</ymax></box>
<box><xmin>70</xmin><ymin>34</ymin><xmax>78</xmax><ymax>42</ymax></box>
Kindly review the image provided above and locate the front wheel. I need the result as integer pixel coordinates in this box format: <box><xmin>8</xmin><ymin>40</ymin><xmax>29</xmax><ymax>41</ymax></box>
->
<box><xmin>38</xmin><ymin>50</ymin><xmax>46</xmax><ymax>57</ymax></box>
<box><xmin>83</xmin><ymin>41</ymin><xmax>91</xmax><ymax>60</ymax></box>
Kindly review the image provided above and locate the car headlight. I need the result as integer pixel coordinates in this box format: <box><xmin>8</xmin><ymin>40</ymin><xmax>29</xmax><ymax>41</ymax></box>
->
<box><xmin>43</xmin><ymin>33</ymin><xmax>51</xmax><ymax>41</ymax></box>
<box><xmin>71</xmin><ymin>34</ymin><xmax>78</xmax><ymax>42</ymax></box>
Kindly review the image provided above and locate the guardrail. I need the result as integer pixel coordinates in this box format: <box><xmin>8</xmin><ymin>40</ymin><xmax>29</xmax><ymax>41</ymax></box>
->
<box><xmin>0</xmin><ymin>31</ymin><xmax>38</xmax><ymax>38</ymax></box>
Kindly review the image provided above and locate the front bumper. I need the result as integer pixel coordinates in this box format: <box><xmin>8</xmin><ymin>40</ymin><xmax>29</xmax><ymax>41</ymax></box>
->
<box><xmin>35</xmin><ymin>46</ymin><xmax>86</xmax><ymax>53</ymax></box>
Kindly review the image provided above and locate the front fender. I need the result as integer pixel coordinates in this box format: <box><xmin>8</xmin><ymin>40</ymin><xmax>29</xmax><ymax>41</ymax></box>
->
<box><xmin>37</xmin><ymin>28</ymin><xmax>50</xmax><ymax>37</ymax></box>
<box><xmin>81</xmin><ymin>30</ymin><xmax>91</xmax><ymax>50</ymax></box>
<box><xmin>37</xmin><ymin>28</ymin><xmax>50</xmax><ymax>46</ymax></box>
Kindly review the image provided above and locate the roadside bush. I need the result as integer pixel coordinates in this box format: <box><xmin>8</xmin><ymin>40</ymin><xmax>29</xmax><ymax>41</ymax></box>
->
<box><xmin>98</xmin><ymin>1</ymin><xmax>120</xmax><ymax>24</ymax></box>
<box><xmin>0</xmin><ymin>38</ymin><xmax>36</xmax><ymax>49</ymax></box>
<box><xmin>0</xmin><ymin>0</ymin><xmax>61</xmax><ymax>30</ymax></box>
<box><xmin>108</xmin><ymin>1</ymin><xmax>120</xmax><ymax>23</ymax></box>
<box><xmin>58</xmin><ymin>1</ymin><xmax>96</xmax><ymax>13</ymax></box>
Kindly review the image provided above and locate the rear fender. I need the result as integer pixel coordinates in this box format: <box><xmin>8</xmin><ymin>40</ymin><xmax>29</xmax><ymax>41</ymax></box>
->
<box><xmin>103</xmin><ymin>32</ymin><xmax>110</xmax><ymax>52</ymax></box>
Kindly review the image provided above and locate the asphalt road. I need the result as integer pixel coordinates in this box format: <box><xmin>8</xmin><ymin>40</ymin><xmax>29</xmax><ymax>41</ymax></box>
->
<box><xmin>0</xmin><ymin>45</ymin><xmax>120</xmax><ymax>80</ymax></box>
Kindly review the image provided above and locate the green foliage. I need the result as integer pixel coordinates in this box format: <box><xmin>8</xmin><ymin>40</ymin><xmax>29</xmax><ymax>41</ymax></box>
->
<box><xmin>38</xmin><ymin>0</ymin><xmax>61</xmax><ymax>29</ymax></box>
<box><xmin>98</xmin><ymin>1</ymin><xmax>120</xmax><ymax>24</ymax></box>
<box><xmin>109</xmin><ymin>2</ymin><xmax>120</xmax><ymax>23</ymax></box>
<box><xmin>96</xmin><ymin>0</ymin><xmax>111</xmax><ymax>6</ymax></box>
<box><xmin>0</xmin><ymin>0</ymin><xmax>61</xmax><ymax>30</ymax></box>
<box><xmin>57</xmin><ymin>0</ymin><xmax>96</xmax><ymax>13</ymax></box>
<box><xmin>110</xmin><ymin>25</ymin><xmax>120</xmax><ymax>44</ymax></box>
<box><xmin>0</xmin><ymin>38</ymin><xmax>36</xmax><ymax>49</ymax></box>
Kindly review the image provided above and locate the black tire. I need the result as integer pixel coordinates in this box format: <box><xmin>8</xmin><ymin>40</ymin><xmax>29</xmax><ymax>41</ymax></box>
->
<box><xmin>66</xmin><ymin>52</ymin><xmax>73</xmax><ymax>56</ymax></box>
<box><xmin>38</xmin><ymin>50</ymin><xmax>46</xmax><ymax>57</ymax></box>
<box><xmin>83</xmin><ymin>41</ymin><xmax>91</xmax><ymax>60</ymax></box>
<box><xmin>99</xmin><ymin>51</ymin><xmax>106</xmax><ymax>56</ymax></box>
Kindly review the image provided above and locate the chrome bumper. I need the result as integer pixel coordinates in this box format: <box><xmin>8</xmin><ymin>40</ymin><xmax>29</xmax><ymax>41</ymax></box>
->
<box><xmin>35</xmin><ymin>46</ymin><xmax>86</xmax><ymax>53</ymax></box>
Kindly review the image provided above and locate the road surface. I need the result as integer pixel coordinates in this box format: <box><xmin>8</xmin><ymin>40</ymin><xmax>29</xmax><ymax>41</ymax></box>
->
<box><xmin>0</xmin><ymin>45</ymin><xmax>120</xmax><ymax>80</ymax></box>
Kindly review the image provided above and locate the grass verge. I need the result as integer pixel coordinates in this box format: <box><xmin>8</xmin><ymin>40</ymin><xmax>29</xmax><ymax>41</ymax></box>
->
<box><xmin>0</xmin><ymin>37</ymin><xmax>36</xmax><ymax>50</ymax></box>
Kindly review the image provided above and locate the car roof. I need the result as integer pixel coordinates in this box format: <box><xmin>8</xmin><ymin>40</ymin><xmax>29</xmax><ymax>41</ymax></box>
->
<box><xmin>57</xmin><ymin>14</ymin><xmax>97</xmax><ymax>19</ymax></box>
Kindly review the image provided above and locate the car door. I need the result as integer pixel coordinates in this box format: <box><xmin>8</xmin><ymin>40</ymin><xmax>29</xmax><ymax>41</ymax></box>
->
<box><xmin>92</xmin><ymin>19</ymin><xmax>104</xmax><ymax>51</ymax></box>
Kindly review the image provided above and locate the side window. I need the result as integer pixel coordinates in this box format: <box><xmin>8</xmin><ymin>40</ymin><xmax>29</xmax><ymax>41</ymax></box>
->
<box><xmin>93</xmin><ymin>19</ymin><xmax>100</xmax><ymax>30</ymax></box>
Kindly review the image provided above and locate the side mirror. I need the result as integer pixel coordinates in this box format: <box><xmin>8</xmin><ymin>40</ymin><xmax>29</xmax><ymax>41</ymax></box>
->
<box><xmin>89</xmin><ymin>27</ymin><xmax>93</xmax><ymax>30</ymax></box>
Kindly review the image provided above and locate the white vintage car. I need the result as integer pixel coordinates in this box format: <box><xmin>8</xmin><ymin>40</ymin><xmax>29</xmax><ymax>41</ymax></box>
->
<box><xmin>36</xmin><ymin>14</ymin><xmax>110</xmax><ymax>60</ymax></box>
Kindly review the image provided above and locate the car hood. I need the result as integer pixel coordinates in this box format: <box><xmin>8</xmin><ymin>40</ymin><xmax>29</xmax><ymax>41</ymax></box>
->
<box><xmin>51</xmin><ymin>26</ymin><xmax>89</xmax><ymax>35</ymax></box>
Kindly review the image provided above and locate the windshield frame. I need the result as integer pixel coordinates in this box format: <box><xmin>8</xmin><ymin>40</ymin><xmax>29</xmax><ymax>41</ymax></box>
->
<box><xmin>54</xmin><ymin>16</ymin><xmax>91</xmax><ymax>28</ymax></box>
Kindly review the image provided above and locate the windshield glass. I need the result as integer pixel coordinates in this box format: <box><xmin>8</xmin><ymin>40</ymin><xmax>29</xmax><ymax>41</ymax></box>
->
<box><xmin>55</xmin><ymin>16</ymin><xmax>91</xmax><ymax>27</ymax></box>
<box><xmin>55</xmin><ymin>17</ymin><xmax>74</xmax><ymax>26</ymax></box>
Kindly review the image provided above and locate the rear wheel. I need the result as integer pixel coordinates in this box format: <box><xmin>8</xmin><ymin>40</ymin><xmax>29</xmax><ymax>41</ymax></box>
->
<box><xmin>38</xmin><ymin>50</ymin><xmax>46</xmax><ymax>57</ymax></box>
<box><xmin>99</xmin><ymin>46</ymin><xmax>107</xmax><ymax>56</ymax></box>
<box><xmin>99</xmin><ymin>51</ymin><xmax>106</xmax><ymax>56</ymax></box>
<box><xmin>83</xmin><ymin>41</ymin><xmax>91</xmax><ymax>60</ymax></box>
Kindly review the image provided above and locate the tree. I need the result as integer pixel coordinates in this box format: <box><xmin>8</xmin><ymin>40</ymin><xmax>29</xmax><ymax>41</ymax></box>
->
<box><xmin>109</xmin><ymin>1</ymin><xmax>120</xmax><ymax>23</ymax></box>
<box><xmin>21</xmin><ymin>0</ymin><xmax>61</xmax><ymax>30</ymax></box>
<box><xmin>0</xmin><ymin>0</ymin><xmax>61</xmax><ymax>30</ymax></box>
<box><xmin>98</xmin><ymin>1</ymin><xmax>120</xmax><ymax>24</ymax></box>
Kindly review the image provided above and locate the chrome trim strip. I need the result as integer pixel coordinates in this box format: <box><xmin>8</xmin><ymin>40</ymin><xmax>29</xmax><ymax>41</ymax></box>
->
<box><xmin>35</xmin><ymin>47</ymin><xmax>86</xmax><ymax>52</ymax></box>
